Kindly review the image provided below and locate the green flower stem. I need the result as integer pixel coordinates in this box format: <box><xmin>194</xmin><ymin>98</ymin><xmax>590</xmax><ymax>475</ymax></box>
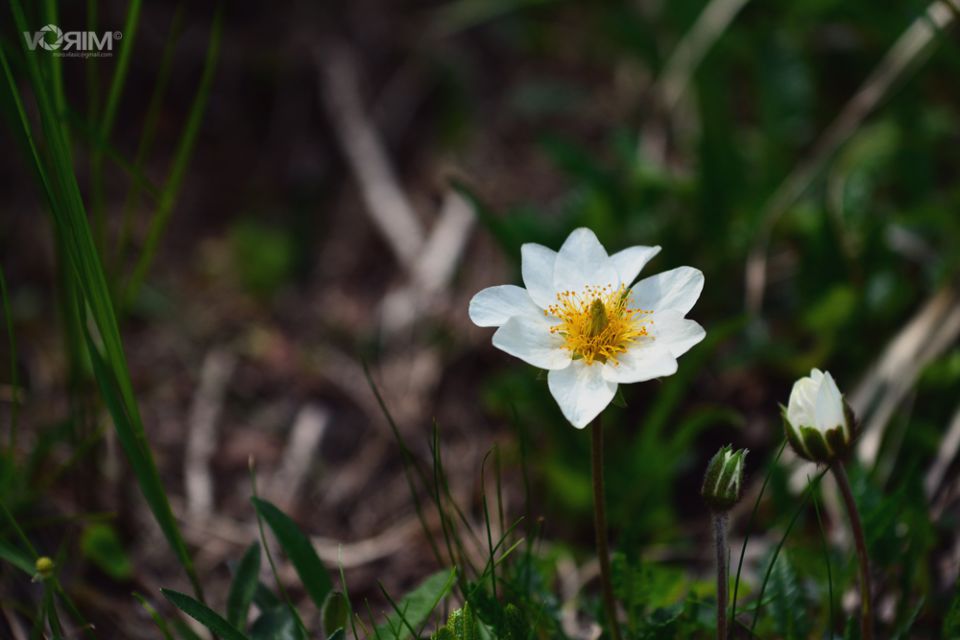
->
<box><xmin>591</xmin><ymin>416</ymin><xmax>622</xmax><ymax>640</ymax></box>
<box><xmin>713</xmin><ymin>512</ymin><xmax>729</xmax><ymax>640</ymax></box>
<box><xmin>831</xmin><ymin>461</ymin><xmax>874</xmax><ymax>640</ymax></box>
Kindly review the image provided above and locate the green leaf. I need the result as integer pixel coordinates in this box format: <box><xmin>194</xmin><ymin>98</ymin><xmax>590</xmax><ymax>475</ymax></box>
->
<box><xmin>250</xmin><ymin>605</ymin><xmax>307</xmax><ymax>640</ymax></box>
<box><xmin>375</xmin><ymin>568</ymin><xmax>457</xmax><ymax>640</ymax></box>
<box><xmin>322</xmin><ymin>591</ymin><xmax>349</xmax><ymax>637</ymax></box>
<box><xmin>251</xmin><ymin>497</ymin><xmax>333</xmax><ymax>610</ymax></box>
<box><xmin>80</xmin><ymin>523</ymin><xmax>133</xmax><ymax>580</ymax></box>
<box><xmin>161</xmin><ymin>589</ymin><xmax>249</xmax><ymax>640</ymax></box>
<box><xmin>227</xmin><ymin>542</ymin><xmax>262</xmax><ymax>628</ymax></box>
<box><xmin>0</xmin><ymin>540</ymin><xmax>34</xmax><ymax>575</ymax></box>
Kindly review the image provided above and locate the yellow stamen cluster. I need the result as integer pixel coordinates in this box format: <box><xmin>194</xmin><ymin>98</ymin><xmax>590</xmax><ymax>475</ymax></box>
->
<box><xmin>546</xmin><ymin>284</ymin><xmax>652</xmax><ymax>365</ymax></box>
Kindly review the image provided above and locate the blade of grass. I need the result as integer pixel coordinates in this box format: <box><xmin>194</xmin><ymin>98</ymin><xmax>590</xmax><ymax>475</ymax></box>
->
<box><xmin>7</xmin><ymin>0</ymin><xmax>204</xmax><ymax>600</ymax></box>
<box><xmin>0</xmin><ymin>267</ymin><xmax>20</xmax><ymax>451</ymax></box>
<box><xmin>133</xmin><ymin>592</ymin><xmax>176</xmax><ymax>640</ymax></box>
<box><xmin>812</xmin><ymin>487</ymin><xmax>835</xmax><ymax>636</ymax></box>
<box><xmin>124</xmin><ymin>4</ymin><xmax>222</xmax><ymax>305</ymax></box>
<box><xmin>748</xmin><ymin>468</ymin><xmax>828</xmax><ymax>635</ymax></box>
<box><xmin>480</xmin><ymin>450</ymin><xmax>498</xmax><ymax>601</ymax></box>
<box><xmin>361</xmin><ymin>360</ymin><xmax>444</xmax><ymax>566</ymax></box>
<box><xmin>116</xmin><ymin>1</ymin><xmax>186</xmax><ymax>265</ymax></box>
<box><xmin>337</xmin><ymin>548</ymin><xmax>361</xmax><ymax>640</ymax></box>
<box><xmin>248</xmin><ymin>463</ymin><xmax>308</xmax><ymax>636</ymax></box>
<box><xmin>730</xmin><ymin>439</ymin><xmax>786</xmax><ymax>631</ymax></box>
<box><xmin>90</xmin><ymin>0</ymin><xmax>142</xmax><ymax>247</ymax></box>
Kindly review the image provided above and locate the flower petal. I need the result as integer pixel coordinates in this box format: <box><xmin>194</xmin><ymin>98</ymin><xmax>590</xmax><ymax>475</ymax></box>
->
<box><xmin>492</xmin><ymin>316</ymin><xmax>572</xmax><ymax>370</ymax></box>
<box><xmin>787</xmin><ymin>376</ymin><xmax>818</xmax><ymax>430</ymax></box>
<box><xmin>609</xmin><ymin>245</ymin><xmax>661</xmax><ymax>286</ymax></box>
<box><xmin>650</xmin><ymin>310</ymin><xmax>706</xmax><ymax>358</ymax></box>
<box><xmin>601</xmin><ymin>345</ymin><xmax>678</xmax><ymax>384</ymax></box>
<box><xmin>468</xmin><ymin>285</ymin><xmax>543</xmax><ymax>327</ymax></box>
<box><xmin>521</xmin><ymin>243</ymin><xmax>557</xmax><ymax>308</ymax></box>
<box><xmin>628</xmin><ymin>266</ymin><xmax>704</xmax><ymax>315</ymax></box>
<box><xmin>548</xmin><ymin>360</ymin><xmax>617</xmax><ymax>428</ymax></box>
<box><xmin>814</xmin><ymin>371</ymin><xmax>845</xmax><ymax>433</ymax></box>
<box><xmin>552</xmin><ymin>228</ymin><xmax>619</xmax><ymax>294</ymax></box>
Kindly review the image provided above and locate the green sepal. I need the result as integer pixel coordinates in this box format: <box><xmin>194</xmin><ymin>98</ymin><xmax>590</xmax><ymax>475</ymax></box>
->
<box><xmin>781</xmin><ymin>406</ymin><xmax>810</xmax><ymax>461</ymax></box>
<box><xmin>824</xmin><ymin>426</ymin><xmax>849</xmax><ymax>460</ymax></box>
<box><xmin>799</xmin><ymin>426</ymin><xmax>831</xmax><ymax>462</ymax></box>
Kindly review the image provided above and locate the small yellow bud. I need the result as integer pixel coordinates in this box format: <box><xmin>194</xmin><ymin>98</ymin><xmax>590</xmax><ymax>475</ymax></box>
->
<box><xmin>34</xmin><ymin>556</ymin><xmax>55</xmax><ymax>580</ymax></box>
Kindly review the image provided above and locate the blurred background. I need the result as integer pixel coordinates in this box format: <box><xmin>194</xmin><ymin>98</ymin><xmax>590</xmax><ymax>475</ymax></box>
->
<box><xmin>2</xmin><ymin>0</ymin><xmax>960</xmax><ymax>636</ymax></box>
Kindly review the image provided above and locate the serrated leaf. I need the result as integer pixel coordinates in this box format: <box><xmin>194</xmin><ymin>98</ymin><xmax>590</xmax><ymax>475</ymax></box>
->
<box><xmin>767</xmin><ymin>553</ymin><xmax>807</xmax><ymax>640</ymax></box>
<box><xmin>161</xmin><ymin>589</ymin><xmax>248</xmax><ymax>640</ymax></box>
<box><xmin>251</xmin><ymin>497</ymin><xmax>333</xmax><ymax>610</ymax></box>
<box><xmin>227</xmin><ymin>542</ymin><xmax>261</xmax><ymax>628</ymax></box>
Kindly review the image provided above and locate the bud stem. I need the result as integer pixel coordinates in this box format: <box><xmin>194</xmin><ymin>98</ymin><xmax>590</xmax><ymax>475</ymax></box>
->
<box><xmin>713</xmin><ymin>512</ymin><xmax>729</xmax><ymax>640</ymax></box>
<box><xmin>831</xmin><ymin>462</ymin><xmax>874</xmax><ymax>640</ymax></box>
<box><xmin>590</xmin><ymin>416</ymin><xmax>622</xmax><ymax>640</ymax></box>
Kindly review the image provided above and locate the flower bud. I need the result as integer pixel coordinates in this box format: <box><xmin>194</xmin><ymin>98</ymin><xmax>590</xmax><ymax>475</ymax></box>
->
<box><xmin>701</xmin><ymin>445</ymin><xmax>747</xmax><ymax>512</ymax></box>
<box><xmin>34</xmin><ymin>556</ymin><xmax>55</xmax><ymax>580</ymax></box>
<box><xmin>783</xmin><ymin>368</ymin><xmax>857</xmax><ymax>463</ymax></box>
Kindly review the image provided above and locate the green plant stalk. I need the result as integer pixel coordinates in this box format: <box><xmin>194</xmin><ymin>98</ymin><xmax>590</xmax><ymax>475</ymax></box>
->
<box><xmin>590</xmin><ymin>416</ymin><xmax>622</xmax><ymax>640</ymax></box>
<box><xmin>831</xmin><ymin>461</ymin><xmax>874</xmax><ymax>640</ymax></box>
<box><xmin>713</xmin><ymin>512</ymin><xmax>729</xmax><ymax>640</ymax></box>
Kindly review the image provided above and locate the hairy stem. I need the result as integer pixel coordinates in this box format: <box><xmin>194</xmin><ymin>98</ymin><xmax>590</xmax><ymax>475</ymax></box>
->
<box><xmin>591</xmin><ymin>416</ymin><xmax>622</xmax><ymax>640</ymax></box>
<box><xmin>714</xmin><ymin>512</ymin><xmax>729</xmax><ymax>640</ymax></box>
<box><xmin>831</xmin><ymin>462</ymin><xmax>874</xmax><ymax>640</ymax></box>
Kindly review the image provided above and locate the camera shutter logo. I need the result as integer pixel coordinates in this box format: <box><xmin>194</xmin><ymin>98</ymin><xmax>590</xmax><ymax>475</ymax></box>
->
<box><xmin>38</xmin><ymin>24</ymin><xmax>64</xmax><ymax>50</ymax></box>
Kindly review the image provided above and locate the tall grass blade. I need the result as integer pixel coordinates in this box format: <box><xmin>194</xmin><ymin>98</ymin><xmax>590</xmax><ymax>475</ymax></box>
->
<box><xmin>0</xmin><ymin>267</ymin><xmax>20</xmax><ymax>450</ymax></box>
<box><xmin>748</xmin><ymin>469</ymin><xmax>827</xmax><ymax>635</ymax></box>
<box><xmin>117</xmin><ymin>2</ymin><xmax>186</xmax><ymax>264</ymax></box>
<box><xmin>90</xmin><ymin>0</ymin><xmax>142</xmax><ymax>245</ymax></box>
<box><xmin>124</xmin><ymin>4</ymin><xmax>223</xmax><ymax>304</ymax></box>
<box><xmin>133</xmin><ymin>592</ymin><xmax>177</xmax><ymax>640</ymax></box>
<box><xmin>6</xmin><ymin>0</ymin><xmax>204</xmax><ymax>601</ymax></box>
<box><xmin>730</xmin><ymin>439</ymin><xmax>786</xmax><ymax>630</ymax></box>
<box><xmin>361</xmin><ymin>360</ymin><xmax>444</xmax><ymax>566</ymax></box>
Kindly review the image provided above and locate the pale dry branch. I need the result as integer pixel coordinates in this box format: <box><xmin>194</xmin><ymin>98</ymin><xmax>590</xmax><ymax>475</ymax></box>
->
<box><xmin>655</xmin><ymin>0</ymin><xmax>753</xmax><ymax>113</ymax></box>
<box><xmin>184</xmin><ymin>348</ymin><xmax>237</xmax><ymax>519</ymax></box>
<box><xmin>381</xmin><ymin>190</ymin><xmax>475</xmax><ymax>335</ymax></box>
<box><xmin>927</xmin><ymin>403</ymin><xmax>960</xmax><ymax>503</ymax></box>
<box><xmin>266</xmin><ymin>404</ymin><xmax>330</xmax><ymax>510</ymax></box>
<box><xmin>856</xmin><ymin>287</ymin><xmax>960</xmax><ymax>466</ymax></box>
<box><xmin>317</xmin><ymin>44</ymin><xmax>425</xmax><ymax>269</ymax></box>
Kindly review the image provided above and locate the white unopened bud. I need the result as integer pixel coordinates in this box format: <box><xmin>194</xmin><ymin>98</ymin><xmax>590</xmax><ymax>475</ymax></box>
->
<box><xmin>783</xmin><ymin>368</ymin><xmax>856</xmax><ymax>463</ymax></box>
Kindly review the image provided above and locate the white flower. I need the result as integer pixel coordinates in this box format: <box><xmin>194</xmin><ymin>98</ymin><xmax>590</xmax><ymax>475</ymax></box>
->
<box><xmin>784</xmin><ymin>368</ymin><xmax>854</xmax><ymax>462</ymax></box>
<box><xmin>469</xmin><ymin>227</ymin><xmax>706</xmax><ymax>428</ymax></box>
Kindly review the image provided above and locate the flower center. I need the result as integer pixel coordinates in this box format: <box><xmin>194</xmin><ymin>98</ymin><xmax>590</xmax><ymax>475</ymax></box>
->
<box><xmin>546</xmin><ymin>284</ymin><xmax>652</xmax><ymax>365</ymax></box>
